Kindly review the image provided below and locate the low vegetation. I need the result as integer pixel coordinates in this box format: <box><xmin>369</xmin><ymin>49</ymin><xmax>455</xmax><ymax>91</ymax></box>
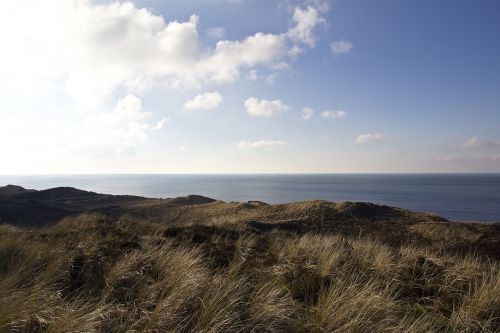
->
<box><xmin>0</xmin><ymin>212</ymin><xmax>498</xmax><ymax>333</ymax></box>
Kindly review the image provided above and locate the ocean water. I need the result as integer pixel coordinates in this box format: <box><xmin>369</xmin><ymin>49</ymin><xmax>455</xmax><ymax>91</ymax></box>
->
<box><xmin>1</xmin><ymin>174</ymin><xmax>499</xmax><ymax>222</ymax></box>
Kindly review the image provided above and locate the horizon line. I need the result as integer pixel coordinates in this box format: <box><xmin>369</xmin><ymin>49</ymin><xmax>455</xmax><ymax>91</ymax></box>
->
<box><xmin>1</xmin><ymin>172</ymin><xmax>500</xmax><ymax>176</ymax></box>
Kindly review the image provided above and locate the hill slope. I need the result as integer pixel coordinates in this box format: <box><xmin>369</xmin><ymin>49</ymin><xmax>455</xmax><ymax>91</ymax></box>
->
<box><xmin>1</xmin><ymin>185</ymin><xmax>498</xmax><ymax>258</ymax></box>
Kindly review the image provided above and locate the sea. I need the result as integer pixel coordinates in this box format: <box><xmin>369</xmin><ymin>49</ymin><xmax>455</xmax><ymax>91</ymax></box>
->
<box><xmin>1</xmin><ymin>174</ymin><xmax>499</xmax><ymax>223</ymax></box>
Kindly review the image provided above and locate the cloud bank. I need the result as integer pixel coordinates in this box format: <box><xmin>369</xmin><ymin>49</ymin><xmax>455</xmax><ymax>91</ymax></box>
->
<box><xmin>0</xmin><ymin>0</ymin><xmax>328</xmax><ymax>104</ymax></box>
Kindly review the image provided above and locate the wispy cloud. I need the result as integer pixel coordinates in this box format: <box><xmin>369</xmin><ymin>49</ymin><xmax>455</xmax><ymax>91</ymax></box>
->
<box><xmin>287</xmin><ymin>6</ymin><xmax>326</xmax><ymax>48</ymax></box>
<box><xmin>355</xmin><ymin>133</ymin><xmax>384</xmax><ymax>144</ymax></box>
<box><xmin>461</xmin><ymin>136</ymin><xmax>500</xmax><ymax>149</ymax></box>
<box><xmin>321</xmin><ymin>110</ymin><xmax>347</xmax><ymax>119</ymax></box>
<box><xmin>300</xmin><ymin>107</ymin><xmax>315</xmax><ymax>120</ymax></box>
<box><xmin>206</xmin><ymin>26</ymin><xmax>226</xmax><ymax>39</ymax></box>
<box><xmin>462</xmin><ymin>136</ymin><xmax>480</xmax><ymax>149</ymax></box>
<box><xmin>152</xmin><ymin>118</ymin><xmax>169</xmax><ymax>130</ymax></box>
<box><xmin>244</xmin><ymin>97</ymin><xmax>291</xmax><ymax>117</ymax></box>
<box><xmin>236</xmin><ymin>140</ymin><xmax>286</xmax><ymax>150</ymax></box>
<box><xmin>330</xmin><ymin>40</ymin><xmax>354</xmax><ymax>55</ymax></box>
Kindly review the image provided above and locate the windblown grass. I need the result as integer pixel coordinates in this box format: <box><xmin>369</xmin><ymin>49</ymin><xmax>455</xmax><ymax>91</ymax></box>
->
<box><xmin>0</xmin><ymin>215</ymin><xmax>498</xmax><ymax>332</ymax></box>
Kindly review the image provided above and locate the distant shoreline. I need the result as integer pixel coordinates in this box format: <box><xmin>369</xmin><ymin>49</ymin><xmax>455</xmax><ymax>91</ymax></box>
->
<box><xmin>1</xmin><ymin>174</ymin><xmax>499</xmax><ymax>222</ymax></box>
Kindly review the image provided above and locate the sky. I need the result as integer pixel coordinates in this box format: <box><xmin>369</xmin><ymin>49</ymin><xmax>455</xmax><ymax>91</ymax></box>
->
<box><xmin>0</xmin><ymin>0</ymin><xmax>499</xmax><ymax>174</ymax></box>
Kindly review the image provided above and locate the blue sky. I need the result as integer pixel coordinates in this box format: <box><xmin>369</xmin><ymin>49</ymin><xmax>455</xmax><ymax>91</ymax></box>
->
<box><xmin>0</xmin><ymin>0</ymin><xmax>499</xmax><ymax>173</ymax></box>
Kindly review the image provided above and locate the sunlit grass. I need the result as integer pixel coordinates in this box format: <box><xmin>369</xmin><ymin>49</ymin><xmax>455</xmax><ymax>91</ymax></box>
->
<box><xmin>0</xmin><ymin>215</ymin><xmax>498</xmax><ymax>332</ymax></box>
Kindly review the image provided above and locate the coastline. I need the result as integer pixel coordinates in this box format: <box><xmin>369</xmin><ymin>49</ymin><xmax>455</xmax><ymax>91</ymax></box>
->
<box><xmin>1</xmin><ymin>173</ymin><xmax>500</xmax><ymax>222</ymax></box>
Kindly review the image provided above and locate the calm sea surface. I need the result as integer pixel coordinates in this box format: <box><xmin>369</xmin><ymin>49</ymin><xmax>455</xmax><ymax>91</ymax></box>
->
<box><xmin>1</xmin><ymin>174</ymin><xmax>499</xmax><ymax>222</ymax></box>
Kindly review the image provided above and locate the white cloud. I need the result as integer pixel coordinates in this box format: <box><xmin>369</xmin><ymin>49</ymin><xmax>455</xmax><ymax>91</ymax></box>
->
<box><xmin>306</xmin><ymin>0</ymin><xmax>331</xmax><ymax>13</ymax></box>
<box><xmin>0</xmin><ymin>0</ymin><xmax>331</xmax><ymax>172</ymax></box>
<box><xmin>300</xmin><ymin>107</ymin><xmax>315</xmax><ymax>120</ymax></box>
<box><xmin>287</xmin><ymin>6</ymin><xmax>325</xmax><ymax>47</ymax></box>
<box><xmin>71</xmin><ymin>94</ymin><xmax>168</xmax><ymax>153</ymax></box>
<box><xmin>321</xmin><ymin>110</ymin><xmax>347</xmax><ymax>119</ymax></box>
<box><xmin>355</xmin><ymin>133</ymin><xmax>384</xmax><ymax>144</ymax></box>
<box><xmin>199</xmin><ymin>33</ymin><xmax>286</xmax><ymax>85</ymax></box>
<box><xmin>207</xmin><ymin>26</ymin><xmax>226</xmax><ymax>39</ymax></box>
<box><xmin>244</xmin><ymin>97</ymin><xmax>291</xmax><ymax>117</ymax></box>
<box><xmin>237</xmin><ymin>140</ymin><xmax>286</xmax><ymax>150</ymax></box>
<box><xmin>331</xmin><ymin>40</ymin><xmax>354</xmax><ymax>55</ymax></box>
<box><xmin>184</xmin><ymin>92</ymin><xmax>223</xmax><ymax>110</ymax></box>
<box><xmin>0</xmin><ymin>94</ymin><xmax>166</xmax><ymax>161</ymax></box>
<box><xmin>83</xmin><ymin>94</ymin><xmax>157</xmax><ymax>152</ymax></box>
<box><xmin>0</xmin><ymin>1</ymin><xmax>331</xmax><ymax>104</ymax></box>
<box><xmin>0</xmin><ymin>2</ymin><xmax>203</xmax><ymax>103</ymax></box>
<box><xmin>0</xmin><ymin>1</ymin><xmax>313</xmax><ymax>104</ymax></box>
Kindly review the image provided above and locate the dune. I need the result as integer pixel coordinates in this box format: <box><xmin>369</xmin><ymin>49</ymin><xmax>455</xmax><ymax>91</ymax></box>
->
<box><xmin>0</xmin><ymin>185</ymin><xmax>498</xmax><ymax>332</ymax></box>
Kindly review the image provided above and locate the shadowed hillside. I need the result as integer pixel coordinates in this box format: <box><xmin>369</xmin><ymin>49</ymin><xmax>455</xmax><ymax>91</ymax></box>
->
<box><xmin>0</xmin><ymin>185</ymin><xmax>147</xmax><ymax>227</ymax></box>
<box><xmin>1</xmin><ymin>185</ymin><xmax>498</xmax><ymax>258</ymax></box>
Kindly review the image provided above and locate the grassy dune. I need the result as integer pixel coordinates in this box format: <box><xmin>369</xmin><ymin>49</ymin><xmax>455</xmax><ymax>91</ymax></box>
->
<box><xmin>0</xmin><ymin>212</ymin><xmax>498</xmax><ymax>333</ymax></box>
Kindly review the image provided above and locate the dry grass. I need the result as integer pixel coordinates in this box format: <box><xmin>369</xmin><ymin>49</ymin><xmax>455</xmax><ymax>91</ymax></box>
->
<box><xmin>0</xmin><ymin>215</ymin><xmax>498</xmax><ymax>333</ymax></box>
